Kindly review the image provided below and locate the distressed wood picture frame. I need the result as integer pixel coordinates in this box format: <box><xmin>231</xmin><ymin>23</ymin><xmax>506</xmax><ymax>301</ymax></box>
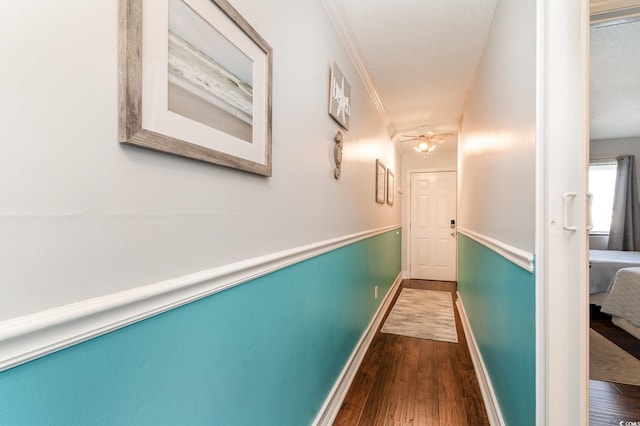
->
<box><xmin>119</xmin><ymin>0</ymin><xmax>273</xmax><ymax>176</ymax></box>
<box><xmin>386</xmin><ymin>169</ymin><xmax>394</xmax><ymax>206</ymax></box>
<box><xmin>376</xmin><ymin>159</ymin><xmax>386</xmax><ymax>204</ymax></box>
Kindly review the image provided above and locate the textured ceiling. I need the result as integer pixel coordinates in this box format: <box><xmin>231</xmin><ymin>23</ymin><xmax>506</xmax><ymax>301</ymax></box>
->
<box><xmin>590</xmin><ymin>19</ymin><xmax>640</xmax><ymax>140</ymax></box>
<box><xmin>334</xmin><ymin>0</ymin><xmax>498</xmax><ymax>146</ymax></box>
<box><xmin>326</xmin><ymin>0</ymin><xmax>640</xmax><ymax>151</ymax></box>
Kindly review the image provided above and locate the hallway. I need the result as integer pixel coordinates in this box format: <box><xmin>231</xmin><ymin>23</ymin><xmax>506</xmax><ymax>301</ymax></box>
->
<box><xmin>334</xmin><ymin>280</ymin><xmax>489</xmax><ymax>426</ymax></box>
<box><xmin>0</xmin><ymin>0</ymin><xmax>600</xmax><ymax>423</ymax></box>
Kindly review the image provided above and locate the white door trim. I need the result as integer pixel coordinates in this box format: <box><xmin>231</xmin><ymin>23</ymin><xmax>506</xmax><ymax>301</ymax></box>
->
<box><xmin>535</xmin><ymin>0</ymin><xmax>590</xmax><ymax>424</ymax></box>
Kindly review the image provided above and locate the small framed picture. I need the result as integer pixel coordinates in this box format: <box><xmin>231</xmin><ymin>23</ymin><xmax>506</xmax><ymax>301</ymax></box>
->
<box><xmin>386</xmin><ymin>169</ymin><xmax>394</xmax><ymax>206</ymax></box>
<box><xmin>375</xmin><ymin>159</ymin><xmax>386</xmax><ymax>204</ymax></box>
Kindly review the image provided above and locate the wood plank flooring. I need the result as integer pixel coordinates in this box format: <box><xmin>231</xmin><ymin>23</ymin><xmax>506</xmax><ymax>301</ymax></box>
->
<box><xmin>334</xmin><ymin>279</ymin><xmax>489</xmax><ymax>426</ymax></box>
<box><xmin>589</xmin><ymin>306</ymin><xmax>640</xmax><ymax>426</ymax></box>
<box><xmin>334</xmin><ymin>283</ymin><xmax>640</xmax><ymax>425</ymax></box>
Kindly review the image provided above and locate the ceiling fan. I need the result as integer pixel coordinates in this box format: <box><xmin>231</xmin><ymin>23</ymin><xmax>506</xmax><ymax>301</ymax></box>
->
<box><xmin>400</xmin><ymin>131</ymin><xmax>456</xmax><ymax>153</ymax></box>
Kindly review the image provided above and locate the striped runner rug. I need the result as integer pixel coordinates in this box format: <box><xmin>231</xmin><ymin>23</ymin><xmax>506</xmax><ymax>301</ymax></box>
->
<box><xmin>381</xmin><ymin>288</ymin><xmax>458</xmax><ymax>343</ymax></box>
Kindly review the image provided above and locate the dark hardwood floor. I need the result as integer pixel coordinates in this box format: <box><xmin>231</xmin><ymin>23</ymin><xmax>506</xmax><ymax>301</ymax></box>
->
<box><xmin>334</xmin><ymin>282</ymin><xmax>640</xmax><ymax>425</ymax></box>
<box><xmin>334</xmin><ymin>279</ymin><xmax>489</xmax><ymax>426</ymax></box>
<box><xmin>589</xmin><ymin>306</ymin><xmax>640</xmax><ymax>426</ymax></box>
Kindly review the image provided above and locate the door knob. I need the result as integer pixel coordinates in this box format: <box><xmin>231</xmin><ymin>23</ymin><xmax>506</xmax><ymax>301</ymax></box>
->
<box><xmin>450</xmin><ymin>232</ymin><xmax>456</xmax><ymax>237</ymax></box>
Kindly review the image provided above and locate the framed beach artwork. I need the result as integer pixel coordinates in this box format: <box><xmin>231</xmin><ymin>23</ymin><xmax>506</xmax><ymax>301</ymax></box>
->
<box><xmin>119</xmin><ymin>0</ymin><xmax>273</xmax><ymax>176</ymax></box>
<box><xmin>386</xmin><ymin>169</ymin><xmax>394</xmax><ymax>206</ymax></box>
<box><xmin>376</xmin><ymin>159</ymin><xmax>386</xmax><ymax>204</ymax></box>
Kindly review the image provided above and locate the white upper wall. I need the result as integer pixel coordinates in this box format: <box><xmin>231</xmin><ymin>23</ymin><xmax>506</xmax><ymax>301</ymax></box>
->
<box><xmin>402</xmin><ymin>147</ymin><xmax>458</xmax><ymax>173</ymax></box>
<box><xmin>0</xmin><ymin>0</ymin><xmax>401</xmax><ymax>321</ymax></box>
<box><xmin>591</xmin><ymin>137</ymin><xmax>640</xmax><ymax>160</ymax></box>
<box><xmin>458</xmin><ymin>0</ymin><xmax>536</xmax><ymax>253</ymax></box>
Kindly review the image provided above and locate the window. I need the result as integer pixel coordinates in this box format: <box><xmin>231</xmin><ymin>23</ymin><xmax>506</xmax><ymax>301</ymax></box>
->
<box><xmin>588</xmin><ymin>162</ymin><xmax>617</xmax><ymax>233</ymax></box>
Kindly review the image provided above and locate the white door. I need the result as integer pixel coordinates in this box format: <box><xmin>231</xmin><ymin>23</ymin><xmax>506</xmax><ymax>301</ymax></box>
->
<box><xmin>410</xmin><ymin>171</ymin><xmax>457</xmax><ymax>281</ymax></box>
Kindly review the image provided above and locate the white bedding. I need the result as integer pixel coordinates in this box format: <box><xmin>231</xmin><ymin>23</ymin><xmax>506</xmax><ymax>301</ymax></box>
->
<box><xmin>589</xmin><ymin>249</ymin><xmax>640</xmax><ymax>294</ymax></box>
<box><xmin>602</xmin><ymin>267</ymin><xmax>640</xmax><ymax>329</ymax></box>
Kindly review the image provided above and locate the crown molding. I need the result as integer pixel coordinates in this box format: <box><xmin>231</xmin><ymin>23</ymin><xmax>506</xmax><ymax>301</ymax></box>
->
<box><xmin>320</xmin><ymin>0</ymin><xmax>396</xmax><ymax>137</ymax></box>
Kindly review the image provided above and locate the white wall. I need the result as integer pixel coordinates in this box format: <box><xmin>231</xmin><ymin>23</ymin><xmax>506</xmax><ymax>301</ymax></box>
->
<box><xmin>591</xmin><ymin>137</ymin><xmax>640</xmax><ymax>164</ymax></box>
<box><xmin>0</xmin><ymin>0</ymin><xmax>401</xmax><ymax>321</ymax></box>
<box><xmin>458</xmin><ymin>0</ymin><xmax>536</xmax><ymax>253</ymax></box>
<box><xmin>591</xmin><ymin>136</ymin><xmax>640</xmax><ymax>155</ymax></box>
<box><xmin>400</xmin><ymin>147</ymin><xmax>457</xmax><ymax>275</ymax></box>
<box><xmin>402</xmin><ymin>147</ymin><xmax>458</xmax><ymax>173</ymax></box>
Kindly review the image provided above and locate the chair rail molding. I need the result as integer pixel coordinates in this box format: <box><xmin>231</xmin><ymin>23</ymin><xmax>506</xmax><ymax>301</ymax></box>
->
<box><xmin>0</xmin><ymin>225</ymin><xmax>401</xmax><ymax>372</ymax></box>
<box><xmin>458</xmin><ymin>228</ymin><xmax>535</xmax><ymax>273</ymax></box>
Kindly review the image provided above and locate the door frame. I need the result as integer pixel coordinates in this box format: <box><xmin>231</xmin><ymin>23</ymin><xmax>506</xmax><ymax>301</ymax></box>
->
<box><xmin>536</xmin><ymin>0</ymin><xmax>590</xmax><ymax>424</ymax></box>
<box><xmin>404</xmin><ymin>168</ymin><xmax>457</xmax><ymax>280</ymax></box>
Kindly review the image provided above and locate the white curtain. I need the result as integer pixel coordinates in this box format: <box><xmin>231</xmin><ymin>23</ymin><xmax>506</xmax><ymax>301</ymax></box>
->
<box><xmin>608</xmin><ymin>155</ymin><xmax>640</xmax><ymax>251</ymax></box>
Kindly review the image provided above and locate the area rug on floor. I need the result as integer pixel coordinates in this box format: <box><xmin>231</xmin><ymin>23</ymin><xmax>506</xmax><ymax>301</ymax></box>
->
<box><xmin>381</xmin><ymin>289</ymin><xmax>458</xmax><ymax>343</ymax></box>
<box><xmin>590</xmin><ymin>329</ymin><xmax>640</xmax><ymax>386</ymax></box>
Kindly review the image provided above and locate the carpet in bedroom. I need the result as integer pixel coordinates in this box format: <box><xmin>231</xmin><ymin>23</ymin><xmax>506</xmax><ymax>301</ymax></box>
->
<box><xmin>590</xmin><ymin>329</ymin><xmax>640</xmax><ymax>386</ymax></box>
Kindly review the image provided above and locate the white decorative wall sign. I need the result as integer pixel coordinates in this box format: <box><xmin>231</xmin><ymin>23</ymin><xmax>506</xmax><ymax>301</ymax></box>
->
<box><xmin>329</xmin><ymin>62</ymin><xmax>351</xmax><ymax>129</ymax></box>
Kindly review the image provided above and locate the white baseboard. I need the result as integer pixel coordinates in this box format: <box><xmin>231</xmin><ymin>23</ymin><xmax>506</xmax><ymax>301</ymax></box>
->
<box><xmin>313</xmin><ymin>273</ymin><xmax>402</xmax><ymax>425</ymax></box>
<box><xmin>0</xmin><ymin>225</ymin><xmax>401</xmax><ymax>373</ymax></box>
<box><xmin>456</xmin><ymin>292</ymin><xmax>505</xmax><ymax>426</ymax></box>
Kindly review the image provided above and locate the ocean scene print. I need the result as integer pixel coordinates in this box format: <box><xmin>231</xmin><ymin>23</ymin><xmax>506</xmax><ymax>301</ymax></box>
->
<box><xmin>168</xmin><ymin>0</ymin><xmax>254</xmax><ymax>143</ymax></box>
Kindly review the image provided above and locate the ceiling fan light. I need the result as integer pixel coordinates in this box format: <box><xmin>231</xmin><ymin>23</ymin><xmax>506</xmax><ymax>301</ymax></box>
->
<box><xmin>428</xmin><ymin>145</ymin><xmax>437</xmax><ymax>152</ymax></box>
<box><xmin>416</xmin><ymin>141</ymin><xmax>429</xmax><ymax>152</ymax></box>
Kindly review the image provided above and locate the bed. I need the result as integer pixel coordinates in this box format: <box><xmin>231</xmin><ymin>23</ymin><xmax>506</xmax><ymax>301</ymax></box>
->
<box><xmin>589</xmin><ymin>249</ymin><xmax>640</xmax><ymax>297</ymax></box>
<box><xmin>601</xmin><ymin>267</ymin><xmax>640</xmax><ymax>340</ymax></box>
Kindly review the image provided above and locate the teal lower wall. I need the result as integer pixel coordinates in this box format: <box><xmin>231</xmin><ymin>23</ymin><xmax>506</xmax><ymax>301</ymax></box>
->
<box><xmin>0</xmin><ymin>229</ymin><xmax>401</xmax><ymax>425</ymax></box>
<box><xmin>458</xmin><ymin>233</ymin><xmax>535</xmax><ymax>426</ymax></box>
